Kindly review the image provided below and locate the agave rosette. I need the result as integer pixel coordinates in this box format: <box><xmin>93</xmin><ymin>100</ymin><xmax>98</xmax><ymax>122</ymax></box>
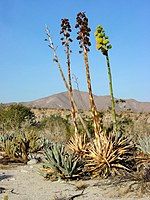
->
<box><xmin>43</xmin><ymin>142</ymin><xmax>83</xmax><ymax>179</ymax></box>
<box><xmin>85</xmin><ymin>131</ymin><xmax>134</xmax><ymax>177</ymax></box>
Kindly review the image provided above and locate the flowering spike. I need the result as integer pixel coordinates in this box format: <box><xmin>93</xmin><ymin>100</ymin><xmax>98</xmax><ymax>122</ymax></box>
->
<box><xmin>75</xmin><ymin>12</ymin><xmax>91</xmax><ymax>53</ymax></box>
<box><xmin>60</xmin><ymin>18</ymin><xmax>73</xmax><ymax>46</ymax></box>
<box><xmin>95</xmin><ymin>25</ymin><xmax>112</xmax><ymax>55</ymax></box>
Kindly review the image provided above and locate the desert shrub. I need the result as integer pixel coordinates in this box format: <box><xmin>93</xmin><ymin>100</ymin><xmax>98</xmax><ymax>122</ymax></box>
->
<box><xmin>40</xmin><ymin>114</ymin><xmax>73</xmax><ymax>142</ymax></box>
<box><xmin>133</xmin><ymin>117</ymin><xmax>150</xmax><ymax>142</ymax></box>
<box><xmin>117</xmin><ymin>115</ymin><xmax>133</xmax><ymax>133</ymax></box>
<box><xmin>103</xmin><ymin>112</ymin><xmax>134</xmax><ymax>136</ymax></box>
<box><xmin>122</xmin><ymin>164</ymin><xmax>150</xmax><ymax>198</ymax></box>
<box><xmin>0</xmin><ymin>130</ymin><xmax>42</xmax><ymax>162</ymax></box>
<box><xmin>76</xmin><ymin>114</ymin><xmax>95</xmax><ymax>137</ymax></box>
<box><xmin>0</xmin><ymin>104</ymin><xmax>35</xmax><ymax>133</ymax></box>
<box><xmin>127</xmin><ymin>137</ymin><xmax>150</xmax><ymax>197</ymax></box>
<box><xmin>42</xmin><ymin>142</ymin><xmax>84</xmax><ymax>180</ymax></box>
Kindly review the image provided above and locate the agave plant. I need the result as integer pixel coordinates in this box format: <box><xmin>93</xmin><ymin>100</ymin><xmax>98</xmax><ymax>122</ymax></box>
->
<box><xmin>85</xmin><ymin>131</ymin><xmax>135</xmax><ymax>178</ymax></box>
<box><xmin>45</xmin><ymin>26</ymin><xmax>90</xmax><ymax>139</ymax></box>
<box><xmin>137</xmin><ymin>135</ymin><xmax>150</xmax><ymax>156</ymax></box>
<box><xmin>135</xmin><ymin>134</ymin><xmax>150</xmax><ymax>169</ymax></box>
<box><xmin>95</xmin><ymin>25</ymin><xmax>117</xmax><ymax>133</ymax></box>
<box><xmin>67</xmin><ymin>133</ymin><xmax>88</xmax><ymax>157</ymax></box>
<box><xmin>75</xmin><ymin>12</ymin><xmax>102</xmax><ymax>137</ymax></box>
<box><xmin>60</xmin><ymin>18</ymin><xmax>78</xmax><ymax>135</ymax></box>
<box><xmin>0</xmin><ymin>131</ymin><xmax>42</xmax><ymax>162</ymax></box>
<box><xmin>43</xmin><ymin>142</ymin><xmax>84</xmax><ymax>180</ymax></box>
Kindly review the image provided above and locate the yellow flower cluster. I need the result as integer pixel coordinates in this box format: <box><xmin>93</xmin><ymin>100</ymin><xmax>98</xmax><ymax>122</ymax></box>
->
<box><xmin>95</xmin><ymin>25</ymin><xmax>112</xmax><ymax>55</ymax></box>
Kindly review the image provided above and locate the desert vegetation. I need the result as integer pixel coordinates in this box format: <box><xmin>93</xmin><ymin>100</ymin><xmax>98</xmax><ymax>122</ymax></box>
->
<box><xmin>0</xmin><ymin>12</ymin><xmax>150</xmax><ymax>199</ymax></box>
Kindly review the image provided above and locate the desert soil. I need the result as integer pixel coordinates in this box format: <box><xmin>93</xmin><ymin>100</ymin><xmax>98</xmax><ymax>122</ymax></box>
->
<box><xmin>0</xmin><ymin>163</ymin><xmax>150</xmax><ymax>200</ymax></box>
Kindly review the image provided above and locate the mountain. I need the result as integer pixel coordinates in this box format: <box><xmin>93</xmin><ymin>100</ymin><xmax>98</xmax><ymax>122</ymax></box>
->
<box><xmin>24</xmin><ymin>90</ymin><xmax>150</xmax><ymax>113</ymax></box>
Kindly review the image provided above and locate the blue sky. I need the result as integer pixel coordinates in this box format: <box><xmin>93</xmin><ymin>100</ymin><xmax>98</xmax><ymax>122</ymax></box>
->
<box><xmin>0</xmin><ymin>0</ymin><xmax>150</xmax><ymax>103</ymax></box>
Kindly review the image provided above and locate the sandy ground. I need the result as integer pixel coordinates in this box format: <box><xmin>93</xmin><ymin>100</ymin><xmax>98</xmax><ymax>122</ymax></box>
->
<box><xmin>0</xmin><ymin>163</ymin><xmax>150</xmax><ymax>200</ymax></box>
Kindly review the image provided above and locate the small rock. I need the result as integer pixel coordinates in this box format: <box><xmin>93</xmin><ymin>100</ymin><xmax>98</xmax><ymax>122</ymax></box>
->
<box><xmin>20</xmin><ymin>169</ymin><xmax>28</xmax><ymax>173</ymax></box>
<box><xmin>9</xmin><ymin>177</ymin><xmax>16</xmax><ymax>181</ymax></box>
<box><xmin>27</xmin><ymin>159</ymin><xmax>38</xmax><ymax>165</ymax></box>
<box><xmin>147</xmin><ymin>117</ymin><xmax>150</xmax><ymax>124</ymax></box>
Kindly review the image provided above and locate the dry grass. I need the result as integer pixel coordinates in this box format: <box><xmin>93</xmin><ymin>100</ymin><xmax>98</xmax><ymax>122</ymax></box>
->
<box><xmin>1</xmin><ymin>194</ymin><xmax>9</xmax><ymax>200</ymax></box>
<box><xmin>74</xmin><ymin>180</ymin><xmax>89</xmax><ymax>190</ymax></box>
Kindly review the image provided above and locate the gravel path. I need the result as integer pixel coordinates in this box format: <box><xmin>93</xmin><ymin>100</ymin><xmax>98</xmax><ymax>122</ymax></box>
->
<box><xmin>0</xmin><ymin>164</ymin><xmax>150</xmax><ymax>200</ymax></box>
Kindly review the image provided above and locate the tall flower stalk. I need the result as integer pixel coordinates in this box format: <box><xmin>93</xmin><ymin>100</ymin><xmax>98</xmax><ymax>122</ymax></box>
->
<box><xmin>75</xmin><ymin>12</ymin><xmax>102</xmax><ymax>137</ymax></box>
<box><xmin>95</xmin><ymin>25</ymin><xmax>117</xmax><ymax>133</ymax></box>
<box><xmin>45</xmin><ymin>26</ymin><xmax>91</xmax><ymax>138</ymax></box>
<box><xmin>60</xmin><ymin>18</ymin><xmax>78</xmax><ymax>134</ymax></box>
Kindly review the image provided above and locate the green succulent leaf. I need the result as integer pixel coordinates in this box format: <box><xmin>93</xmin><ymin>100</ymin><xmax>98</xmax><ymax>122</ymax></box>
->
<box><xmin>43</xmin><ymin>142</ymin><xmax>83</xmax><ymax>180</ymax></box>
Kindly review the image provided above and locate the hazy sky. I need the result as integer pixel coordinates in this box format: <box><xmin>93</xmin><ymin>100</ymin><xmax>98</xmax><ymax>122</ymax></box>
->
<box><xmin>0</xmin><ymin>0</ymin><xmax>150</xmax><ymax>103</ymax></box>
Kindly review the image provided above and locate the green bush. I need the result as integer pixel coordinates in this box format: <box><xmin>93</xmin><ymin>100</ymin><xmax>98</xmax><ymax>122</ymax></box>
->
<box><xmin>0</xmin><ymin>104</ymin><xmax>35</xmax><ymax>133</ymax></box>
<box><xmin>40</xmin><ymin>114</ymin><xmax>73</xmax><ymax>142</ymax></box>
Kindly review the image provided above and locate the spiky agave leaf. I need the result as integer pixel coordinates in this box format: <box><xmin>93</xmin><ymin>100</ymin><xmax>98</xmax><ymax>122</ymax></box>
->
<box><xmin>43</xmin><ymin>142</ymin><xmax>84</xmax><ymax>179</ymax></box>
<box><xmin>85</xmin><ymin>131</ymin><xmax>134</xmax><ymax>178</ymax></box>
<box><xmin>135</xmin><ymin>134</ymin><xmax>150</xmax><ymax>168</ymax></box>
<box><xmin>67</xmin><ymin>133</ymin><xmax>88</xmax><ymax>157</ymax></box>
<box><xmin>137</xmin><ymin>134</ymin><xmax>150</xmax><ymax>156</ymax></box>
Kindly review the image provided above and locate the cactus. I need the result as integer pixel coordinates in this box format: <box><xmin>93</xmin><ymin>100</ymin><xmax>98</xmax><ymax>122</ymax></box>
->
<box><xmin>95</xmin><ymin>25</ymin><xmax>117</xmax><ymax>133</ymax></box>
<box><xmin>43</xmin><ymin>142</ymin><xmax>83</xmax><ymax>179</ymax></box>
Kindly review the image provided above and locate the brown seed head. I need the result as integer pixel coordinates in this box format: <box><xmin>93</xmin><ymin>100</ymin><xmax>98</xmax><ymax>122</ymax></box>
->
<box><xmin>75</xmin><ymin>12</ymin><xmax>91</xmax><ymax>52</ymax></box>
<box><xmin>60</xmin><ymin>18</ymin><xmax>72</xmax><ymax>46</ymax></box>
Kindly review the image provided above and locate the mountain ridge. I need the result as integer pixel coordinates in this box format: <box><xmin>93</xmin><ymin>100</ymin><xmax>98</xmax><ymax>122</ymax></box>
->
<box><xmin>22</xmin><ymin>90</ymin><xmax>150</xmax><ymax>113</ymax></box>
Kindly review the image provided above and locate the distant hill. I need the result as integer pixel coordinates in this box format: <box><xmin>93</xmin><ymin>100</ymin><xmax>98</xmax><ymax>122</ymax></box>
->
<box><xmin>23</xmin><ymin>90</ymin><xmax>150</xmax><ymax>113</ymax></box>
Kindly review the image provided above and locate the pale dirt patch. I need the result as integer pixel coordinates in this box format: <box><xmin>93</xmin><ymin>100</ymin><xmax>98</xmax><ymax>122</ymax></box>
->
<box><xmin>0</xmin><ymin>164</ymin><xmax>150</xmax><ymax>200</ymax></box>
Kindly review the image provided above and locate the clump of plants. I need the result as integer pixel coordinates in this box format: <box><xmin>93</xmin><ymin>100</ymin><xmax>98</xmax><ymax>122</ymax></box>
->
<box><xmin>42</xmin><ymin>12</ymin><xmax>138</xmax><ymax>182</ymax></box>
<box><xmin>40</xmin><ymin>114</ymin><xmax>73</xmax><ymax>142</ymax></box>
<box><xmin>85</xmin><ymin>131</ymin><xmax>135</xmax><ymax>178</ymax></box>
<box><xmin>42</xmin><ymin>142</ymin><xmax>84</xmax><ymax>180</ymax></box>
<box><xmin>0</xmin><ymin>130</ymin><xmax>42</xmax><ymax>162</ymax></box>
<box><xmin>0</xmin><ymin>104</ymin><xmax>35</xmax><ymax>134</ymax></box>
